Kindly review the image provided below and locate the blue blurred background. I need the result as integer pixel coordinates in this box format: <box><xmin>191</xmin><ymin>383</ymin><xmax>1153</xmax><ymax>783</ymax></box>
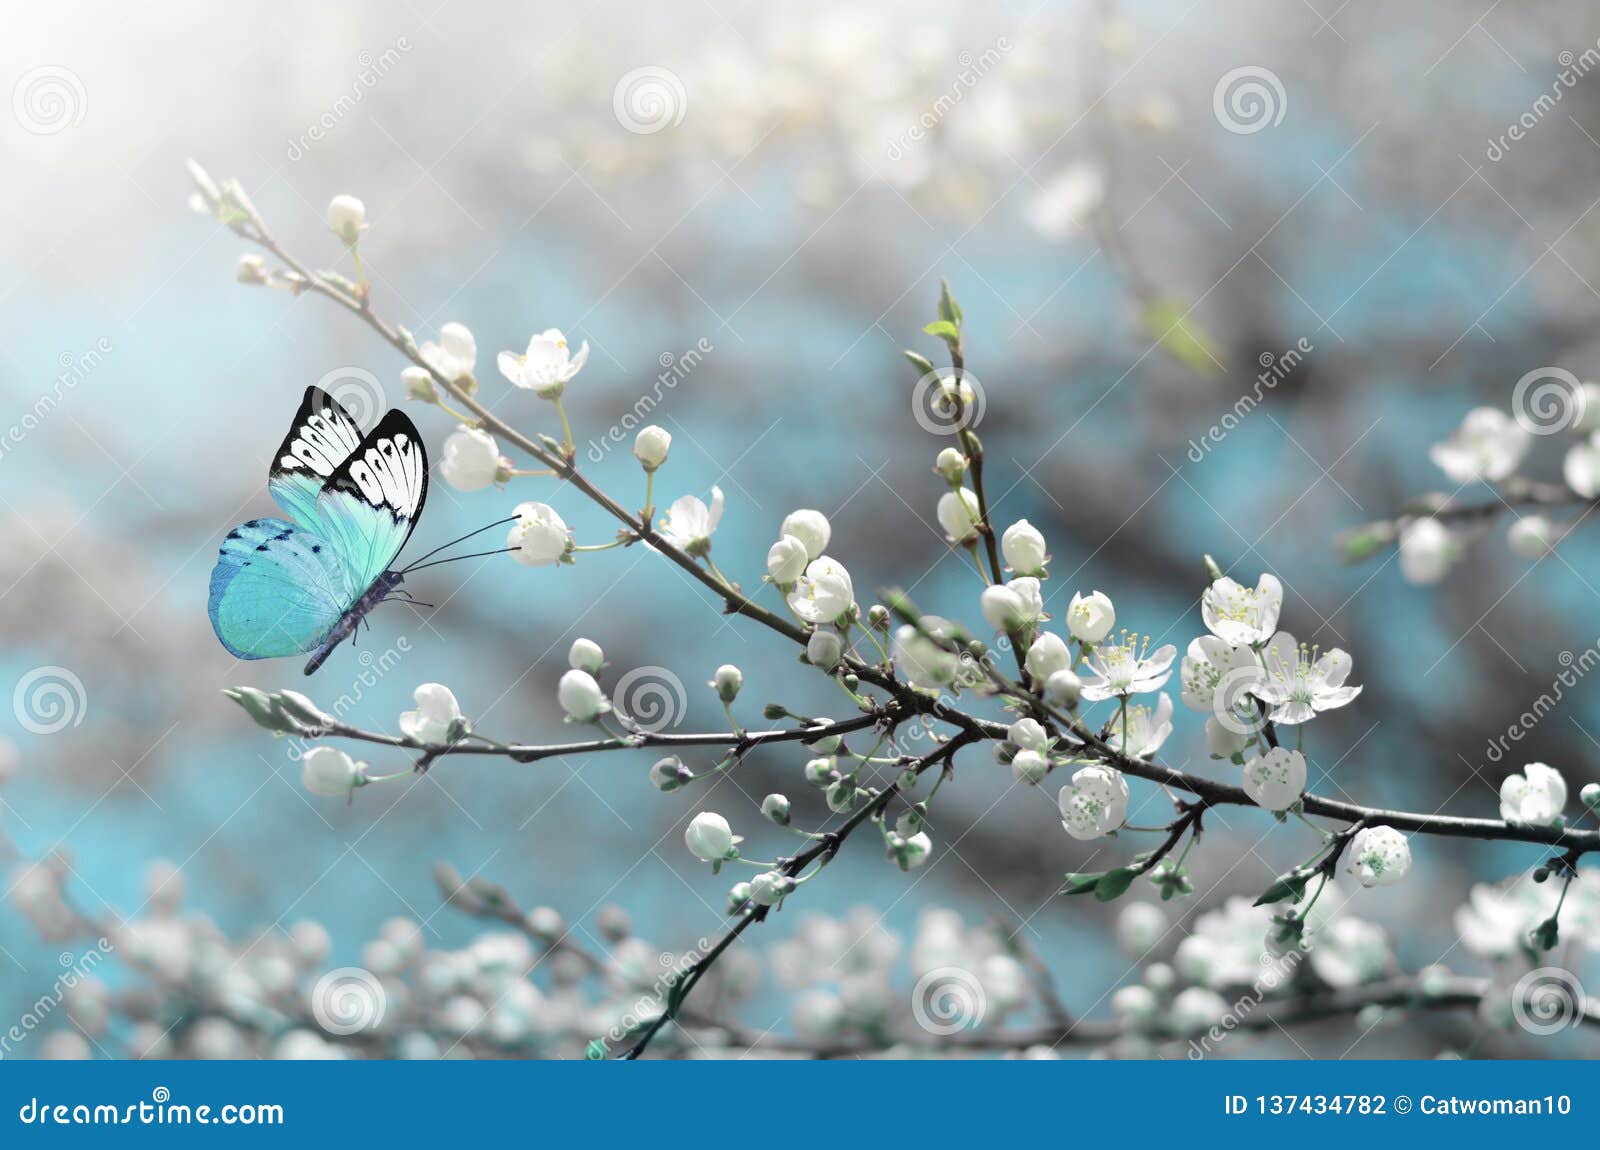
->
<box><xmin>4</xmin><ymin>0</ymin><xmax>1600</xmax><ymax>1056</ymax></box>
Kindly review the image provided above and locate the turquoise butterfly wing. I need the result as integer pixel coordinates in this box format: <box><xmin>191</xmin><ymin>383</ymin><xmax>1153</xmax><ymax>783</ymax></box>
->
<box><xmin>207</xmin><ymin>388</ymin><xmax>429</xmax><ymax>666</ymax></box>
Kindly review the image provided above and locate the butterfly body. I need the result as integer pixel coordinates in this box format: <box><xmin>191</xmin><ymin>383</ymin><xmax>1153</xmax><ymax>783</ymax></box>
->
<box><xmin>207</xmin><ymin>387</ymin><xmax>429</xmax><ymax>676</ymax></box>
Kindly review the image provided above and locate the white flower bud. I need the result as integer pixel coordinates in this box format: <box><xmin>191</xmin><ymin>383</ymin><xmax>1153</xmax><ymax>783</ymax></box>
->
<box><xmin>1007</xmin><ymin>717</ymin><xmax>1050</xmax><ymax>752</ymax></box>
<box><xmin>887</xmin><ymin>830</ymin><xmax>932</xmax><ymax>870</ymax></box>
<box><xmin>1002</xmin><ymin>519</ymin><xmax>1049</xmax><ymax>576</ymax></box>
<box><xmin>1043</xmin><ymin>669</ymin><xmax>1081</xmax><ymax>708</ymax></box>
<box><xmin>750</xmin><ymin>870</ymin><xmax>795</xmax><ymax>905</ymax></box>
<box><xmin>981</xmin><ymin>584</ymin><xmax>1028</xmax><ymax>631</ymax></box>
<box><xmin>556</xmin><ymin>669</ymin><xmax>609</xmax><ymax>722</ymax></box>
<box><xmin>236</xmin><ymin>253</ymin><xmax>269</xmax><ymax>285</ymax></box>
<box><xmin>934</xmin><ymin>447</ymin><xmax>967</xmax><ymax>483</ymax></box>
<box><xmin>633</xmin><ymin>425</ymin><xmax>672</xmax><ymax>471</ymax></box>
<box><xmin>712</xmin><ymin>664</ymin><xmax>743</xmax><ymax>703</ymax></box>
<box><xmin>649</xmin><ymin>755</ymin><xmax>693</xmax><ymax>792</ymax></box>
<box><xmin>1204</xmin><ymin>717</ymin><xmax>1248</xmax><ymax>758</ymax></box>
<box><xmin>524</xmin><ymin>906</ymin><xmax>565</xmax><ymax>941</ymax></box>
<box><xmin>1011</xmin><ymin>749</ymin><xmax>1049</xmax><ymax>785</ymax></box>
<box><xmin>1026</xmin><ymin>632</ymin><xmax>1071</xmax><ymax>681</ymax></box>
<box><xmin>1171</xmin><ymin>987</ymin><xmax>1228</xmax><ymax>1035</ymax></box>
<box><xmin>779</xmin><ymin>510</ymin><xmax>831</xmax><ymax>560</ymax></box>
<box><xmin>1582</xmin><ymin>782</ymin><xmax>1600</xmax><ymax>810</ymax></box>
<box><xmin>1116</xmin><ymin>902</ymin><xmax>1167</xmax><ymax>956</ymax></box>
<box><xmin>1242</xmin><ymin>747</ymin><xmax>1307</xmax><ymax>812</ymax></box>
<box><xmin>766</xmin><ymin>535</ymin><xmax>809</xmax><ymax>583</ymax></box>
<box><xmin>568</xmin><ymin>638</ymin><xmax>604</xmax><ymax>673</ymax></box>
<box><xmin>726</xmin><ymin>882</ymin><xmax>752</xmax><ymax>914</ymax></box>
<box><xmin>1067</xmin><ymin>590</ymin><xmax>1115</xmax><ymax>643</ymax></box>
<box><xmin>1398</xmin><ymin>518</ymin><xmax>1455</xmax><ymax>585</ymax></box>
<box><xmin>440</xmin><ymin>426</ymin><xmax>506</xmax><ymax>491</ymax></box>
<box><xmin>508</xmin><ymin>502</ymin><xmax>572</xmax><ymax>567</ymax></box>
<box><xmin>787</xmin><ymin>557</ymin><xmax>855</xmax><ymax>625</ymax></box>
<box><xmin>1112</xmin><ymin>984</ymin><xmax>1160</xmax><ymax>1027</ymax></box>
<box><xmin>826</xmin><ymin>778</ymin><xmax>857</xmax><ymax>812</ymax></box>
<box><xmin>398</xmin><ymin>683</ymin><xmax>464</xmax><ymax>744</ymax></box>
<box><xmin>761</xmin><ymin>793</ymin><xmax>791</xmax><ymax>825</ymax></box>
<box><xmin>1507</xmin><ymin>515</ymin><xmax>1557</xmax><ymax>559</ymax></box>
<box><xmin>685</xmin><ymin>812</ymin><xmax>739</xmax><ymax>862</ymax></box>
<box><xmin>806</xmin><ymin>629</ymin><xmax>844</xmax><ymax>670</ymax></box>
<box><xmin>803</xmin><ymin>757</ymin><xmax>836</xmax><ymax>787</ymax></box>
<box><xmin>937</xmin><ymin>488</ymin><xmax>982</xmax><ymax>543</ymax></box>
<box><xmin>1346</xmin><ymin>825</ymin><xmax>1411</xmax><ymax>887</ymax></box>
<box><xmin>402</xmin><ymin>366</ymin><xmax>437</xmax><ymax>403</ymax></box>
<box><xmin>326</xmin><ymin>194</ymin><xmax>367</xmax><ymax>243</ymax></box>
<box><xmin>809</xmin><ymin>735</ymin><xmax>843</xmax><ymax>755</ymax></box>
<box><xmin>301</xmin><ymin>746</ymin><xmax>364</xmax><ymax>798</ymax></box>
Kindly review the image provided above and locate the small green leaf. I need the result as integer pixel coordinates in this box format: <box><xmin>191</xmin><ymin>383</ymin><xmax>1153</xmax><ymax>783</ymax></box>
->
<box><xmin>1142</xmin><ymin>300</ymin><xmax>1222</xmax><ymax>377</ymax></box>
<box><xmin>923</xmin><ymin>320</ymin><xmax>961</xmax><ymax>345</ymax></box>
<box><xmin>937</xmin><ymin>279</ymin><xmax>963</xmax><ymax>328</ymax></box>
<box><xmin>1059</xmin><ymin>871</ymin><xmax>1105</xmax><ymax>896</ymax></box>
<box><xmin>1094</xmin><ymin>867</ymin><xmax>1138</xmax><ymax>902</ymax></box>
<box><xmin>903</xmin><ymin>349</ymin><xmax>937</xmax><ymax>376</ymax></box>
<box><xmin>1334</xmin><ymin>522</ymin><xmax>1397</xmax><ymax>564</ymax></box>
<box><xmin>1254</xmin><ymin>870</ymin><xmax>1312</xmax><ymax>906</ymax></box>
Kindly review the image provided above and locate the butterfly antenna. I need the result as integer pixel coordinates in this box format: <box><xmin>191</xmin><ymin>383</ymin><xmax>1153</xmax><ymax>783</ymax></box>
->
<box><xmin>400</xmin><ymin>515</ymin><xmax>517</xmax><ymax>573</ymax></box>
<box><xmin>403</xmin><ymin>547</ymin><xmax>518</xmax><ymax>574</ymax></box>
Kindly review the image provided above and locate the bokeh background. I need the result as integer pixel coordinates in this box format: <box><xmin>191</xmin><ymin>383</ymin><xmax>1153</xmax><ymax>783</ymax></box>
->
<box><xmin>3</xmin><ymin>0</ymin><xmax>1600</xmax><ymax>1057</ymax></box>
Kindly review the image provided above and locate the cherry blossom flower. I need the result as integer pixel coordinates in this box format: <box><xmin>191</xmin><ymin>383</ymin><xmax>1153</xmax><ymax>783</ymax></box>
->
<box><xmin>398</xmin><ymin>684</ymin><xmax>463</xmax><ymax>744</ymax></box>
<box><xmin>1178</xmin><ymin>636</ymin><xmax>1260</xmax><ymax>713</ymax></box>
<box><xmin>1079</xmin><ymin>635</ymin><xmax>1176</xmax><ymax>701</ymax></box>
<box><xmin>507</xmin><ymin>502</ymin><xmax>572</xmax><ymax>567</ymax></box>
<box><xmin>1243</xmin><ymin>747</ymin><xmax>1306</xmax><ymax>812</ymax></box>
<box><xmin>1428</xmin><ymin>407</ymin><xmax>1529</xmax><ymax>484</ymax></box>
<box><xmin>1346</xmin><ymin>825</ymin><xmax>1411</xmax><ymax>887</ymax></box>
<box><xmin>894</xmin><ymin>619</ymin><xmax>961</xmax><ymax>690</ymax></box>
<box><xmin>439</xmin><ymin>426</ymin><xmax>506</xmax><ymax>491</ymax></box>
<box><xmin>1067</xmin><ymin>590</ymin><xmax>1115</xmax><ymax>643</ymax></box>
<box><xmin>1499</xmin><ymin>762</ymin><xmax>1566</xmax><ymax>827</ymax></box>
<box><xmin>633</xmin><ymin>425</ymin><xmax>671</xmax><ymax>471</ymax></box>
<box><xmin>766</xmin><ymin>535</ymin><xmax>808</xmax><ymax>583</ymax></box>
<box><xmin>419</xmin><ymin>323</ymin><xmax>477</xmax><ymax>384</ymax></box>
<box><xmin>1057</xmin><ymin>763</ymin><xmax>1129</xmax><ymax>840</ymax></box>
<box><xmin>1103</xmin><ymin>693</ymin><xmax>1174</xmax><ymax>758</ymax></box>
<box><xmin>1248</xmin><ymin>632</ymin><xmax>1361</xmax><ymax>725</ymax></box>
<box><xmin>779</xmin><ymin>510</ymin><xmax>831</xmax><ymax>560</ymax></box>
<box><xmin>787</xmin><ymin>556</ymin><xmax>854</xmax><ymax>624</ymax></box>
<box><xmin>1201</xmin><ymin>572</ymin><xmax>1282</xmax><ymax>647</ymax></box>
<box><xmin>497</xmin><ymin>328</ymin><xmax>589</xmax><ymax>399</ymax></box>
<box><xmin>658</xmin><ymin>486</ymin><xmax>724</xmax><ymax>554</ymax></box>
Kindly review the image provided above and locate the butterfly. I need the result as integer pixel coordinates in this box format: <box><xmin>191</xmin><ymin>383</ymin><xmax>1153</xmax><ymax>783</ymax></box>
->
<box><xmin>208</xmin><ymin>386</ymin><xmax>432</xmax><ymax>675</ymax></box>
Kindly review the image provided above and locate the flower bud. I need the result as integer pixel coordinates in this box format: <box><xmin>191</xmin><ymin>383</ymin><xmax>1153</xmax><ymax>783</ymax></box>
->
<box><xmin>750</xmin><ymin>871</ymin><xmax>795</xmax><ymax>906</ymax></box>
<box><xmin>937</xmin><ymin>488</ymin><xmax>982</xmax><ymax>543</ymax></box>
<box><xmin>685</xmin><ymin>812</ymin><xmax>739</xmax><ymax>863</ymax></box>
<box><xmin>1204</xmin><ymin>717</ymin><xmax>1248</xmax><ymax>759</ymax></box>
<box><xmin>556</xmin><ymin>669</ymin><xmax>609</xmax><ymax>722</ymax></box>
<box><xmin>1026</xmin><ymin>633</ymin><xmax>1071</xmax><ymax>681</ymax></box>
<box><xmin>402</xmin><ymin>366</ymin><xmax>437</xmax><ymax>403</ymax></box>
<box><xmin>524</xmin><ymin>906</ymin><xmax>565</xmax><ymax>941</ymax></box>
<box><xmin>766</xmin><ymin>535</ymin><xmax>808</xmax><ymax>583</ymax></box>
<box><xmin>301</xmin><ymin>746</ymin><xmax>365</xmax><ymax>798</ymax></box>
<box><xmin>806</xmin><ymin>629</ymin><xmax>843</xmax><ymax>670</ymax></box>
<box><xmin>761</xmin><ymin>793</ymin><xmax>791</xmax><ymax>825</ymax></box>
<box><xmin>867</xmin><ymin>604</ymin><xmax>890</xmax><ymax>630</ymax></box>
<box><xmin>649</xmin><ymin>755</ymin><xmax>693</xmax><ymax>792</ymax></box>
<box><xmin>236</xmin><ymin>254</ymin><xmax>269</xmax><ymax>285</ymax></box>
<box><xmin>1507</xmin><ymin>515</ymin><xmax>1557</xmax><ymax>559</ymax></box>
<box><xmin>633</xmin><ymin>425</ymin><xmax>672</xmax><ymax>471</ymax></box>
<box><xmin>326</xmin><ymin>194</ymin><xmax>367</xmax><ymax>244</ymax></box>
<box><xmin>567</xmin><ymin>639</ymin><xmax>604</xmax><ymax>674</ymax></box>
<box><xmin>804</xmin><ymin>757</ymin><xmax>836</xmax><ymax>787</ymax></box>
<box><xmin>779</xmin><ymin>510</ymin><xmax>831</xmax><ymax>560</ymax></box>
<box><xmin>809</xmin><ymin>735</ymin><xmax>843</xmax><ymax>755</ymax></box>
<box><xmin>1002</xmin><ymin>519</ymin><xmax>1048</xmax><ymax>576</ymax></box>
<box><xmin>1582</xmin><ymin>782</ymin><xmax>1600</xmax><ymax>810</ymax></box>
<box><xmin>726</xmin><ymin>882</ymin><xmax>753</xmax><ymax>915</ymax></box>
<box><xmin>886</xmin><ymin>830</ymin><xmax>932</xmax><ymax>871</ymax></box>
<box><xmin>826</xmin><ymin>778</ymin><xmax>857</xmax><ymax>813</ymax></box>
<box><xmin>440</xmin><ymin>426</ymin><xmax>507</xmax><ymax>492</ymax></box>
<box><xmin>1067</xmin><ymin>590</ymin><xmax>1115</xmax><ymax>643</ymax></box>
<box><xmin>1011</xmin><ymin>748</ymin><xmax>1049</xmax><ymax>785</ymax></box>
<box><xmin>1116</xmin><ymin>902</ymin><xmax>1167</xmax><ymax>956</ymax></box>
<box><xmin>711</xmin><ymin>664</ymin><xmax>743</xmax><ymax>703</ymax></box>
<box><xmin>1043</xmin><ymin>669</ymin><xmax>1081</xmax><ymax>708</ymax></box>
<box><xmin>934</xmin><ymin>447</ymin><xmax>967</xmax><ymax>483</ymax></box>
<box><xmin>980</xmin><ymin>584</ymin><xmax>1028</xmax><ymax>632</ymax></box>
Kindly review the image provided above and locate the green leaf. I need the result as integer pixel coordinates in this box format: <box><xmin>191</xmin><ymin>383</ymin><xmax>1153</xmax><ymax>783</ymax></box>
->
<box><xmin>903</xmin><ymin>349</ymin><xmax>937</xmax><ymax>376</ymax></box>
<box><xmin>222</xmin><ymin>687</ymin><xmax>280</xmax><ymax>731</ymax></box>
<box><xmin>1334</xmin><ymin>522</ymin><xmax>1397</xmax><ymax>565</ymax></box>
<box><xmin>923</xmin><ymin>320</ymin><xmax>960</xmax><ymax>346</ymax></box>
<box><xmin>1254</xmin><ymin>870</ymin><xmax>1312</xmax><ymax>906</ymax></box>
<box><xmin>1141</xmin><ymin>300</ymin><xmax>1222</xmax><ymax>377</ymax></box>
<box><xmin>1094</xmin><ymin>867</ymin><xmax>1138</xmax><ymax>902</ymax></box>
<box><xmin>1059</xmin><ymin>871</ymin><xmax>1104</xmax><ymax>896</ymax></box>
<box><xmin>937</xmin><ymin>279</ymin><xmax>963</xmax><ymax>328</ymax></box>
